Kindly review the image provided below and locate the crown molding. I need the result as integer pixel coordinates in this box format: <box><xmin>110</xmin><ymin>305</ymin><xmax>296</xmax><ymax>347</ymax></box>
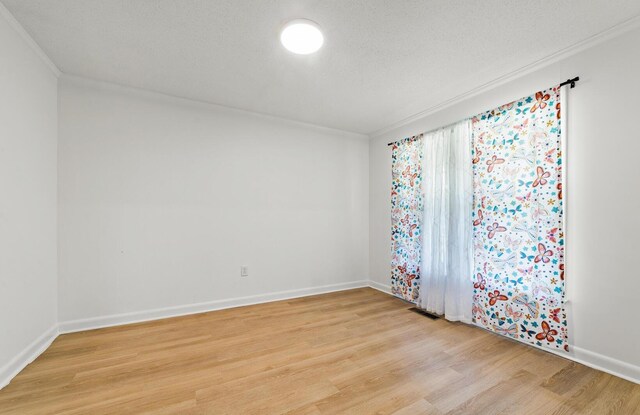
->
<box><xmin>0</xmin><ymin>1</ymin><xmax>61</xmax><ymax>77</ymax></box>
<box><xmin>369</xmin><ymin>14</ymin><xmax>640</xmax><ymax>138</ymax></box>
<box><xmin>60</xmin><ymin>74</ymin><xmax>369</xmax><ymax>141</ymax></box>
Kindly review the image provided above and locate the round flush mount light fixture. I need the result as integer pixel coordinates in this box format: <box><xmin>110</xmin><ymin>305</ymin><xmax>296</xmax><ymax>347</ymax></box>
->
<box><xmin>280</xmin><ymin>19</ymin><xmax>324</xmax><ymax>55</ymax></box>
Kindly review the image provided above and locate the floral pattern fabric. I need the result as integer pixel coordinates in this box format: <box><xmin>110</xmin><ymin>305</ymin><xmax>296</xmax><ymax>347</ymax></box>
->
<box><xmin>391</xmin><ymin>135</ymin><xmax>424</xmax><ymax>302</ymax></box>
<box><xmin>471</xmin><ymin>87</ymin><xmax>567</xmax><ymax>352</ymax></box>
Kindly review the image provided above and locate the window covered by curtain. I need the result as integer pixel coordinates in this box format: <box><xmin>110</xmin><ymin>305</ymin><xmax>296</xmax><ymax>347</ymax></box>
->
<box><xmin>417</xmin><ymin>120</ymin><xmax>473</xmax><ymax>322</ymax></box>
<box><xmin>390</xmin><ymin>135</ymin><xmax>424</xmax><ymax>302</ymax></box>
<box><xmin>471</xmin><ymin>87</ymin><xmax>567</xmax><ymax>352</ymax></box>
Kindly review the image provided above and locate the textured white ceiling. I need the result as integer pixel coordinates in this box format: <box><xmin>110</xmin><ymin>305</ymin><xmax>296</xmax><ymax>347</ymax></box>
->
<box><xmin>4</xmin><ymin>0</ymin><xmax>640</xmax><ymax>134</ymax></box>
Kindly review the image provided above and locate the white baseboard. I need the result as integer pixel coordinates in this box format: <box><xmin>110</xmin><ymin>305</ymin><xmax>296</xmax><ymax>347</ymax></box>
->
<box><xmin>477</xmin><ymin>323</ymin><xmax>640</xmax><ymax>385</ymax></box>
<box><xmin>367</xmin><ymin>283</ymin><xmax>640</xmax><ymax>385</ymax></box>
<box><xmin>3</xmin><ymin>280</ymin><xmax>638</xmax><ymax>390</ymax></box>
<box><xmin>1</xmin><ymin>281</ymin><xmax>369</xmax><ymax>390</ymax></box>
<box><xmin>58</xmin><ymin>280</ymin><xmax>370</xmax><ymax>334</ymax></box>
<box><xmin>0</xmin><ymin>325</ymin><xmax>59</xmax><ymax>390</ymax></box>
<box><xmin>569</xmin><ymin>346</ymin><xmax>640</xmax><ymax>385</ymax></box>
<box><xmin>367</xmin><ymin>280</ymin><xmax>392</xmax><ymax>295</ymax></box>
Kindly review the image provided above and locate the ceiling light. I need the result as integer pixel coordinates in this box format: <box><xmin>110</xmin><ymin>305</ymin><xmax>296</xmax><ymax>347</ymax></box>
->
<box><xmin>280</xmin><ymin>19</ymin><xmax>324</xmax><ymax>55</ymax></box>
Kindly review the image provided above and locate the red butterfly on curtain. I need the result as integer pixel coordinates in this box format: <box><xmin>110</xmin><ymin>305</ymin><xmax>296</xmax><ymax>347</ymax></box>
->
<box><xmin>531</xmin><ymin>91</ymin><xmax>551</xmax><ymax>113</ymax></box>
<box><xmin>532</xmin><ymin>166</ymin><xmax>551</xmax><ymax>187</ymax></box>
<box><xmin>486</xmin><ymin>155</ymin><xmax>505</xmax><ymax>173</ymax></box>
<box><xmin>534</xmin><ymin>243</ymin><xmax>553</xmax><ymax>263</ymax></box>
<box><xmin>472</xmin><ymin>147</ymin><xmax>482</xmax><ymax>164</ymax></box>
<box><xmin>402</xmin><ymin>165</ymin><xmax>418</xmax><ymax>187</ymax></box>
<box><xmin>400</xmin><ymin>214</ymin><xmax>417</xmax><ymax>237</ymax></box>
<box><xmin>549</xmin><ymin>308</ymin><xmax>562</xmax><ymax>324</ymax></box>
<box><xmin>487</xmin><ymin>222</ymin><xmax>506</xmax><ymax>239</ymax></box>
<box><xmin>488</xmin><ymin>290</ymin><xmax>508</xmax><ymax>306</ymax></box>
<box><xmin>474</xmin><ymin>274</ymin><xmax>486</xmax><ymax>291</ymax></box>
<box><xmin>535</xmin><ymin>321</ymin><xmax>558</xmax><ymax>342</ymax></box>
<box><xmin>405</xmin><ymin>273</ymin><xmax>417</xmax><ymax>287</ymax></box>
<box><xmin>473</xmin><ymin>210</ymin><xmax>484</xmax><ymax>227</ymax></box>
<box><xmin>544</xmin><ymin>149</ymin><xmax>555</xmax><ymax>164</ymax></box>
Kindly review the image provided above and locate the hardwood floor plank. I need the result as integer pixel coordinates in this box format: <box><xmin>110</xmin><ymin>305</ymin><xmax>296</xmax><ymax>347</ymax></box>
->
<box><xmin>0</xmin><ymin>288</ymin><xmax>638</xmax><ymax>414</ymax></box>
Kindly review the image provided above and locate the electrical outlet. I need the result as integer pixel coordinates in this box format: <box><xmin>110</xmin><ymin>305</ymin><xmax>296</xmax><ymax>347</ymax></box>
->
<box><xmin>240</xmin><ymin>266</ymin><xmax>249</xmax><ymax>277</ymax></box>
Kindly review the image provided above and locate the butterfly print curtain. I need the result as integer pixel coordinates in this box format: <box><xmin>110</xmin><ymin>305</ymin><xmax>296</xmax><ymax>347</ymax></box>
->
<box><xmin>390</xmin><ymin>135</ymin><xmax>424</xmax><ymax>302</ymax></box>
<box><xmin>471</xmin><ymin>87</ymin><xmax>567</xmax><ymax>351</ymax></box>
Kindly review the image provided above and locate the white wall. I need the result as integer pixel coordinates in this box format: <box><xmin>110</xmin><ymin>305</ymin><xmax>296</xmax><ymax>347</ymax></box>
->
<box><xmin>0</xmin><ymin>9</ymin><xmax>58</xmax><ymax>381</ymax></box>
<box><xmin>370</xmin><ymin>26</ymin><xmax>640</xmax><ymax>377</ymax></box>
<box><xmin>3</xmin><ymin>0</ymin><xmax>640</xmax><ymax>387</ymax></box>
<box><xmin>58</xmin><ymin>77</ymin><xmax>369</xmax><ymax>324</ymax></box>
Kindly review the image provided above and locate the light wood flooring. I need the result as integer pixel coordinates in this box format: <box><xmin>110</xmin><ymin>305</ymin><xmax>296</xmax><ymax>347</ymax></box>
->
<box><xmin>1</xmin><ymin>288</ymin><xmax>639</xmax><ymax>414</ymax></box>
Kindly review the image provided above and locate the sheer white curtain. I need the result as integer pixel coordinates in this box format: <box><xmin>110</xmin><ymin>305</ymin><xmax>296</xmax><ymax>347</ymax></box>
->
<box><xmin>417</xmin><ymin>119</ymin><xmax>473</xmax><ymax>323</ymax></box>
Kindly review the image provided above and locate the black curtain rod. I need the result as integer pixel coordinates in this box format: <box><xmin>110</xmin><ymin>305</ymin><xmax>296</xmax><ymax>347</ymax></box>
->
<box><xmin>559</xmin><ymin>76</ymin><xmax>580</xmax><ymax>88</ymax></box>
<box><xmin>387</xmin><ymin>76</ymin><xmax>580</xmax><ymax>147</ymax></box>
